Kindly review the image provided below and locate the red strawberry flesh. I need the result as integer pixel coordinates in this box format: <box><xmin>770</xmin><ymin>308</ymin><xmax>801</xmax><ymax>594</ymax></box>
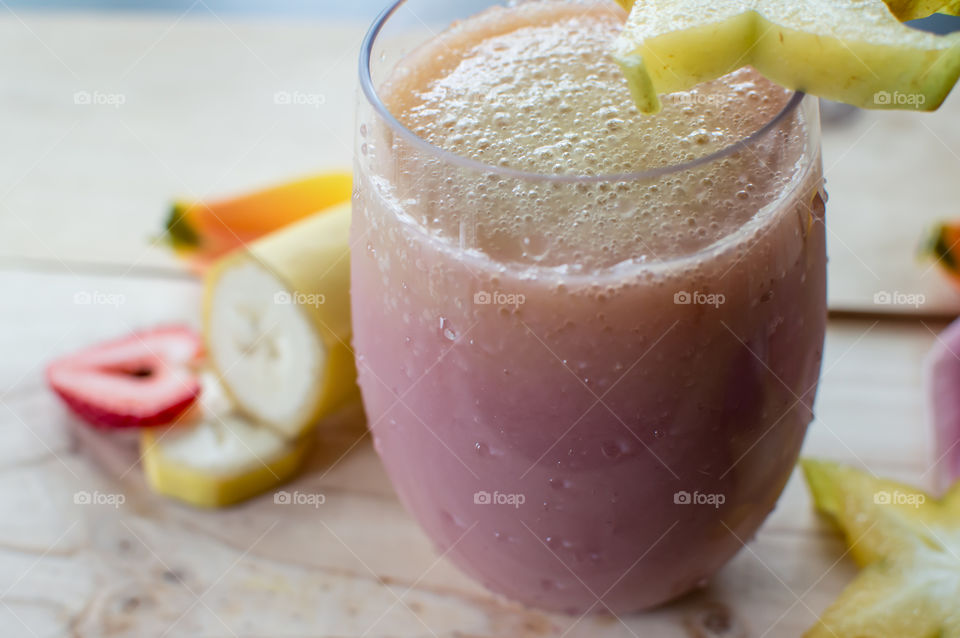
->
<box><xmin>47</xmin><ymin>326</ymin><xmax>202</xmax><ymax>429</ymax></box>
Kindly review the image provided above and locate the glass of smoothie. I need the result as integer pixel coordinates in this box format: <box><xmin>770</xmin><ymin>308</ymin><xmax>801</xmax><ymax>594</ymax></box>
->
<box><xmin>353</xmin><ymin>0</ymin><xmax>825</xmax><ymax>615</ymax></box>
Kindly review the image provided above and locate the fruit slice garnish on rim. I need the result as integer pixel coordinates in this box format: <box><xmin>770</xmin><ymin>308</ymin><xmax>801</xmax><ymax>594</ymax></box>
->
<box><xmin>612</xmin><ymin>0</ymin><xmax>960</xmax><ymax>114</ymax></box>
<box><xmin>801</xmin><ymin>459</ymin><xmax>960</xmax><ymax>637</ymax></box>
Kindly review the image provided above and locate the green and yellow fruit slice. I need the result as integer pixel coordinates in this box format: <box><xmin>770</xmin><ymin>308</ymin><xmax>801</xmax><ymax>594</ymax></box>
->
<box><xmin>203</xmin><ymin>202</ymin><xmax>358</xmax><ymax>440</ymax></box>
<box><xmin>801</xmin><ymin>459</ymin><xmax>960</xmax><ymax>637</ymax></box>
<box><xmin>616</xmin><ymin>0</ymin><xmax>960</xmax><ymax>19</ymax></box>
<box><xmin>612</xmin><ymin>0</ymin><xmax>960</xmax><ymax>114</ymax></box>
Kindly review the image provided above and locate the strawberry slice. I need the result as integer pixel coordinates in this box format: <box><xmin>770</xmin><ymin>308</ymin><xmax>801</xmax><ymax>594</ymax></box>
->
<box><xmin>47</xmin><ymin>326</ymin><xmax>203</xmax><ymax>429</ymax></box>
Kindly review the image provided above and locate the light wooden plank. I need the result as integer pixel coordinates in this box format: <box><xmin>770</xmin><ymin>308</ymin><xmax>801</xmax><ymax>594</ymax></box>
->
<box><xmin>0</xmin><ymin>13</ymin><xmax>360</xmax><ymax>270</ymax></box>
<box><xmin>823</xmin><ymin>92</ymin><xmax>960</xmax><ymax>314</ymax></box>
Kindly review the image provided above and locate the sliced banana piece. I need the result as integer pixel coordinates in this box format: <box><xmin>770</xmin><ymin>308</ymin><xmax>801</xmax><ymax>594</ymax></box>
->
<box><xmin>141</xmin><ymin>389</ymin><xmax>309</xmax><ymax>508</ymax></box>
<box><xmin>203</xmin><ymin>203</ymin><xmax>357</xmax><ymax>439</ymax></box>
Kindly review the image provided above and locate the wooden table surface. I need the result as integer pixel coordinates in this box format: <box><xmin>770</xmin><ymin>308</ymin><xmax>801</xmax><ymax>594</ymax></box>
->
<box><xmin>2</xmin><ymin>9</ymin><xmax>959</xmax><ymax>638</ymax></box>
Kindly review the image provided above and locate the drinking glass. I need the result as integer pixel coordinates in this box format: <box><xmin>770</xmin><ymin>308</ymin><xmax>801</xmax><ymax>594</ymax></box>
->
<box><xmin>352</xmin><ymin>0</ymin><xmax>825</xmax><ymax>614</ymax></box>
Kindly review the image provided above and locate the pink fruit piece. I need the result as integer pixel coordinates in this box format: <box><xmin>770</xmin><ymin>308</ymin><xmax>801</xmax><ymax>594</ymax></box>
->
<box><xmin>46</xmin><ymin>326</ymin><xmax>203</xmax><ymax>429</ymax></box>
<box><xmin>926</xmin><ymin>317</ymin><xmax>960</xmax><ymax>493</ymax></box>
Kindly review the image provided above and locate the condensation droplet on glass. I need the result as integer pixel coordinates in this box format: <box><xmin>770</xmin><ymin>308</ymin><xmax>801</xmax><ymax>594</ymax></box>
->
<box><xmin>540</xmin><ymin>578</ymin><xmax>557</xmax><ymax>591</ymax></box>
<box><xmin>439</xmin><ymin>317</ymin><xmax>457</xmax><ymax>341</ymax></box>
<box><xmin>600</xmin><ymin>440</ymin><xmax>621</xmax><ymax>458</ymax></box>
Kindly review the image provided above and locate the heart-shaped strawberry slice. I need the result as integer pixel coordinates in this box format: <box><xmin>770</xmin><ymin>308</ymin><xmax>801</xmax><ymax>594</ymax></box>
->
<box><xmin>47</xmin><ymin>326</ymin><xmax>203</xmax><ymax>429</ymax></box>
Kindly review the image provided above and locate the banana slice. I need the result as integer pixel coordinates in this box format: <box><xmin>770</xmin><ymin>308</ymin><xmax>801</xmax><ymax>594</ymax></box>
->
<box><xmin>203</xmin><ymin>203</ymin><xmax>357</xmax><ymax>439</ymax></box>
<box><xmin>142</xmin><ymin>414</ymin><xmax>309</xmax><ymax>508</ymax></box>
<box><xmin>141</xmin><ymin>374</ymin><xmax>310</xmax><ymax>508</ymax></box>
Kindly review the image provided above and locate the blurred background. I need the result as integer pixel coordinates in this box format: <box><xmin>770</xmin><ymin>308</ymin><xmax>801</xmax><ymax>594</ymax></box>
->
<box><xmin>7</xmin><ymin>0</ymin><xmax>391</xmax><ymax>20</ymax></box>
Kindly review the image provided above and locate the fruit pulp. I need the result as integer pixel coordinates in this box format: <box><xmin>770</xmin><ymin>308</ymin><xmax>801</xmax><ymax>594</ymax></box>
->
<box><xmin>353</xmin><ymin>0</ymin><xmax>826</xmax><ymax>613</ymax></box>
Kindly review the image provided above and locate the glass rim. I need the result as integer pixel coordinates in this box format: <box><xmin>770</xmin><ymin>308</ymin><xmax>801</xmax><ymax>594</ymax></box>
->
<box><xmin>358</xmin><ymin>0</ymin><xmax>807</xmax><ymax>184</ymax></box>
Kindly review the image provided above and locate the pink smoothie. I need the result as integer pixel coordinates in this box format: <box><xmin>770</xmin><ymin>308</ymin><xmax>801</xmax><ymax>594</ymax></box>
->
<box><xmin>353</xmin><ymin>1</ymin><xmax>826</xmax><ymax>613</ymax></box>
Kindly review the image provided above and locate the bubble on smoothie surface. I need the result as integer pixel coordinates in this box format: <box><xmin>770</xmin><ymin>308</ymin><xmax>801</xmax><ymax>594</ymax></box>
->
<box><xmin>381</xmin><ymin>2</ymin><xmax>805</xmax><ymax>271</ymax></box>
